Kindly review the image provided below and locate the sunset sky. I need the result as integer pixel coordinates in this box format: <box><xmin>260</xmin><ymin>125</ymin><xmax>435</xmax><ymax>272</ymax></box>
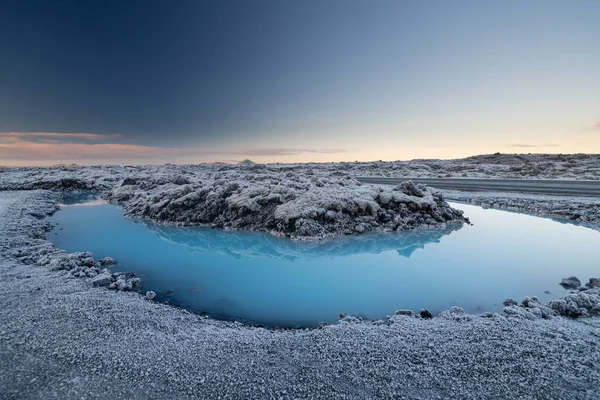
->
<box><xmin>1</xmin><ymin>0</ymin><xmax>599</xmax><ymax>166</ymax></box>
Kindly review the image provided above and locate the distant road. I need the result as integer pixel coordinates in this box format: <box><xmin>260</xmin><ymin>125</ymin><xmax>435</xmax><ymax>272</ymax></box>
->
<box><xmin>356</xmin><ymin>177</ymin><xmax>600</xmax><ymax>197</ymax></box>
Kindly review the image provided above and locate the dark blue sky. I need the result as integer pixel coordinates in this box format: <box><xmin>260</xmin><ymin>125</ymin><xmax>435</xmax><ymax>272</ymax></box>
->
<box><xmin>2</xmin><ymin>0</ymin><xmax>402</xmax><ymax>145</ymax></box>
<box><xmin>1</xmin><ymin>0</ymin><xmax>599</xmax><ymax>164</ymax></box>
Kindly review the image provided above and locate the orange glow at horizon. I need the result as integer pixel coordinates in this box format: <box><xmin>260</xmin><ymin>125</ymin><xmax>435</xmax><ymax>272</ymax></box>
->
<box><xmin>1</xmin><ymin>139</ymin><xmax>599</xmax><ymax>167</ymax></box>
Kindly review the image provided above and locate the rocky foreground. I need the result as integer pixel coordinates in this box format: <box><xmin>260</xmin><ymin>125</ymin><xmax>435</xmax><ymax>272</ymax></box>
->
<box><xmin>1</xmin><ymin>158</ymin><xmax>600</xmax><ymax>398</ymax></box>
<box><xmin>1</xmin><ymin>190</ymin><xmax>600</xmax><ymax>399</ymax></box>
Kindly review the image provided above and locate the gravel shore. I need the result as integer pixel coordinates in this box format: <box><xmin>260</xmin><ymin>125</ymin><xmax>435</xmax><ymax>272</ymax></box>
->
<box><xmin>1</xmin><ymin>190</ymin><xmax>600</xmax><ymax>400</ymax></box>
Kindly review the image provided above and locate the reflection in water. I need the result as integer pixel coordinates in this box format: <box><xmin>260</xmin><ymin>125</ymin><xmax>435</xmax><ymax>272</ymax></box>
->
<box><xmin>146</xmin><ymin>223</ymin><xmax>463</xmax><ymax>260</ymax></box>
<box><xmin>59</xmin><ymin>191</ymin><xmax>103</xmax><ymax>206</ymax></box>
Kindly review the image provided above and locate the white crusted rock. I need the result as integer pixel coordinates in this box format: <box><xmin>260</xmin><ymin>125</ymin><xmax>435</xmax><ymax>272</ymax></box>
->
<box><xmin>91</xmin><ymin>274</ymin><xmax>113</xmax><ymax>287</ymax></box>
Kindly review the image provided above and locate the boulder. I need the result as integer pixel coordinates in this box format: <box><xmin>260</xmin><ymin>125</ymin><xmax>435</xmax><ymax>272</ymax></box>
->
<box><xmin>585</xmin><ymin>278</ymin><xmax>600</xmax><ymax>289</ymax></box>
<box><xmin>503</xmin><ymin>298</ymin><xmax>518</xmax><ymax>307</ymax></box>
<box><xmin>99</xmin><ymin>257</ymin><xmax>117</xmax><ymax>266</ymax></box>
<box><xmin>560</xmin><ymin>276</ymin><xmax>581</xmax><ymax>290</ymax></box>
<box><xmin>91</xmin><ymin>274</ymin><xmax>113</xmax><ymax>287</ymax></box>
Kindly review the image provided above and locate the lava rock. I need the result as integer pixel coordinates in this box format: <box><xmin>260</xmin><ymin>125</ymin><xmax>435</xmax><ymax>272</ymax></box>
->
<box><xmin>99</xmin><ymin>257</ymin><xmax>118</xmax><ymax>266</ymax></box>
<box><xmin>121</xmin><ymin>177</ymin><xmax>137</xmax><ymax>186</ymax></box>
<box><xmin>503</xmin><ymin>298</ymin><xmax>517</xmax><ymax>307</ymax></box>
<box><xmin>397</xmin><ymin>181</ymin><xmax>425</xmax><ymax>198</ymax></box>
<box><xmin>503</xmin><ymin>306</ymin><xmax>537</xmax><ymax>320</ymax></box>
<box><xmin>586</xmin><ymin>278</ymin><xmax>600</xmax><ymax>289</ymax></box>
<box><xmin>560</xmin><ymin>276</ymin><xmax>581</xmax><ymax>290</ymax></box>
<box><xmin>109</xmin><ymin>276</ymin><xmax>141</xmax><ymax>292</ymax></box>
<box><xmin>91</xmin><ymin>274</ymin><xmax>113</xmax><ymax>287</ymax></box>
<box><xmin>420</xmin><ymin>309</ymin><xmax>433</xmax><ymax>319</ymax></box>
<box><xmin>438</xmin><ymin>306</ymin><xmax>472</xmax><ymax>322</ymax></box>
<box><xmin>103</xmin><ymin>168</ymin><xmax>469</xmax><ymax>240</ymax></box>
<box><xmin>173</xmin><ymin>176</ymin><xmax>190</xmax><ymax>185</ymax></box>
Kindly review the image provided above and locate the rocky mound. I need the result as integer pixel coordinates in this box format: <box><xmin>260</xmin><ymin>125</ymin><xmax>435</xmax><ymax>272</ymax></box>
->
<box><xmin>105</xmin><ymin>171</ymin><xmax>468</xmax><ymax>240</ymax></box>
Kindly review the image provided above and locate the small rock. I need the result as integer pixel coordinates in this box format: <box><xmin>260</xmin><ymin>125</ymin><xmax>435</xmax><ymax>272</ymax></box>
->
<box><xmin>560</xmin><ymin>276</ymin><xmax>581</xmax><ymax>290</ymax></box>
<box><xmin>121</xmin><ymin>177</ymin><xmax>137</xmax><ymax>186</ymax></box>
<box><xmin>503</xmin><ymin>298</ymin><xmax>517</xmax><ymax>307</ymax></box>
<box><xmin>503</xmin><ymin>306</ymin><xmax>537</xmax><ymax>320</ymax></box>
<box><xmin>99</xmin><ymin>257</ymin><xmax>117</xmax><ymax>266</ymax></box>
<box><xmin>585</xmin><ymin>278</ymin><xmax>600</xmax><ymax>289</ymax></box>
<box><xmin>145</xmin><ymin>291</ymin><xmax>156</xmax><ymax>300</ymax></box>
<box><xmin>395</xmin><ymin>309</ymin><xmax>413</xmax><ymax>316</ymax></box>
<box><xmin>398</xmin><ymin>181</ymin><xmax>425</xmax><ymax>197</ymax></box>
<box><xmin>91</xmin><ymin>274</ymin><xmax>113</xmax><ymax>287</ymax></box>
<box><xmin>115</xmin><ymin>278</ymin><xmax>128</xmax><ymax>291</ymax></box>
<box><xmin>420</xmin><ymin>309</ymin><xmax>433</xmax><ymax>319</ymax></box>
<box><xmin>550</xmin><ymin>299</ymin><xmax>582</xmax><ymax>318</ymax></box>
<box><xmin>439</xmin><ymin>306</ymin><xmax>472</xmax><ymax>322</ymax></box>
<box><xmin>129</xmin><ymin>277</ymin><xmax>141</xmax><ymax>291</ymax></box>
<box><xmin>528</xmin><ymin>307</ymin><xmax>543</xmax><ymax>318</ymax></box>
<box><xmin>173</xmin><ymin>176</ymin><xmax>190</xmax><ymax>185</ymax></box>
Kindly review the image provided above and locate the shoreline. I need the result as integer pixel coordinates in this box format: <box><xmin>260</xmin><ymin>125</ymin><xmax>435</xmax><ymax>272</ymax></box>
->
<box><xmin>4</xmin><ymin>188</ymin><xmax>600</xmax><ymax>324</ymax></box>
<box><xmin>2</xmin><ymin>162</ymin><xmax>599</xmax><ymax>238</ymax></box>
<box><xmin>1</xmin><ymin>189</ymin><xmax>600</xmax><ymax>398</ymax></box>
<box><xmin>444</xmin><ymin>190</ymin><xmax>600</xmax><ymax>230</ymax></box>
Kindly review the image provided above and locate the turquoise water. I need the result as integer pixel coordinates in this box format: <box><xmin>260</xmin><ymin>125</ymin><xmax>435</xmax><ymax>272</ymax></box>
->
<box><xmin>48</xmin><ymin>200</ymin><xmax>600</xmax><ymax>327</ymax></box>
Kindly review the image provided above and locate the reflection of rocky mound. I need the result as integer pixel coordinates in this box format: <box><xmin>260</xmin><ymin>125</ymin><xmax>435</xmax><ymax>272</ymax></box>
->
<box><xmin>144</xmin><ymin>222</ymin><xmax>462</xmax><ymax>259</ymax></box>
<box><xmin>59</xmin><ymin>191</ymin><xmax>102</xmax><ymax>205</ymax></box>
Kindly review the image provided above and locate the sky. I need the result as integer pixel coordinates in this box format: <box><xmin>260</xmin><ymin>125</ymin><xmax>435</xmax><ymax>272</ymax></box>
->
<box><xmin>0</xmin><ymin>0</ymin><xmax>599</xmax><ymax>166</ymax></box>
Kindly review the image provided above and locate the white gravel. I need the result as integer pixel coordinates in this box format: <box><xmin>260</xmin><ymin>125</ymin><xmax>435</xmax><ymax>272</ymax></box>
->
<box><xmin>1</xmin><ymin>190</ymin><xmax>600</xmax><ymax>399</ymax></box>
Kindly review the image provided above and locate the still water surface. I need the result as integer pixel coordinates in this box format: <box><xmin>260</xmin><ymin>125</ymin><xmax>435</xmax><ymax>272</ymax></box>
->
<box><xmin>48</xmin><ymin>200</ymin><xmax>600</xmax><ymax>327</ymax></box>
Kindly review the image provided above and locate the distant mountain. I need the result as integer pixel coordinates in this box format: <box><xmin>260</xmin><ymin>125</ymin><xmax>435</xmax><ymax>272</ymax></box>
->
<box><xmin>238</xmin><ymin>159</ymin><xmax>256</xmax><ymax>166</ymax></box>
<box><xmin>50</xmin><ymin>163</ymin><xmax>79</xmax><ymax>167</ymax></box>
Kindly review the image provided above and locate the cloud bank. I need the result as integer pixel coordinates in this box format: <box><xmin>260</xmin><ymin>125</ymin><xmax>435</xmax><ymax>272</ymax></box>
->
<box><xmin>0</xmin><ymin>132</ymin><xmax>346</xmax><ymax>163</ymax></box>
<box><xmin>0</xmin><ymin>132</ymin><xmax>123</xmax><ymax>142</ymax></box>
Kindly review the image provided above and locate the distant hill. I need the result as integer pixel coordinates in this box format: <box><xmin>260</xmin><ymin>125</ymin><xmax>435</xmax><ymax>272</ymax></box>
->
<box><xmin>238</xmin><ymin>159</ymin><xmax>256</xmax><ymax>166</ymax></box>
<box><xmin>460</xmin><ymin>153</ymin><xmax>595</xmax><ymax>165</ymax></box>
